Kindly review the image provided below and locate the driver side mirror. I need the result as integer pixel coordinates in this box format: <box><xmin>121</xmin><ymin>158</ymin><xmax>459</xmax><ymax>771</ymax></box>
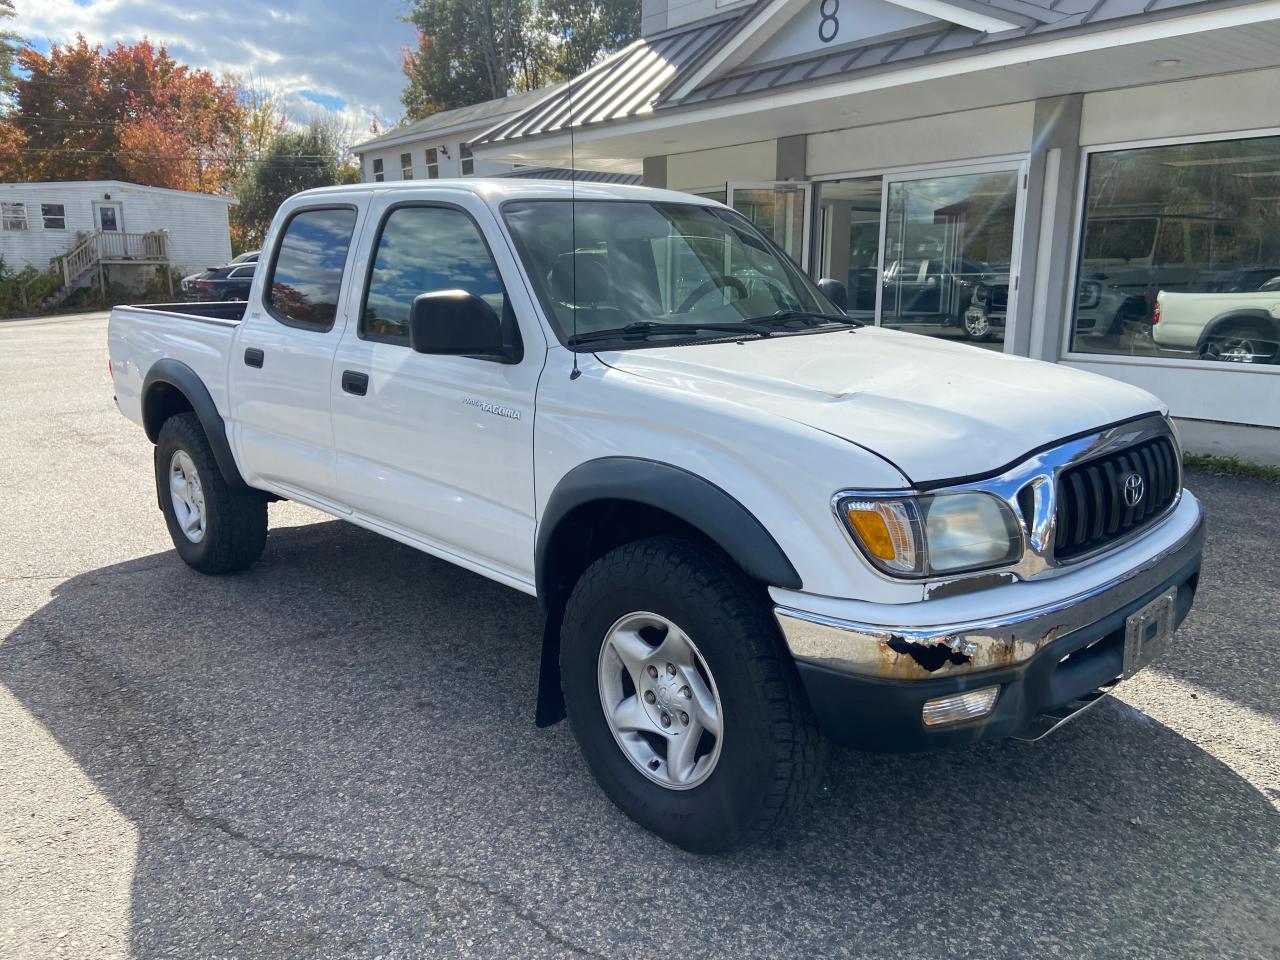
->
<box><xmin>817</xmin><ymin>278</ymin><xmax>848</xmax><ymax>312</ymax></box>
<box><xmin>409</xmin><ymin>290</ymin><xmax>519</xmax><ymax>363</ymax></box>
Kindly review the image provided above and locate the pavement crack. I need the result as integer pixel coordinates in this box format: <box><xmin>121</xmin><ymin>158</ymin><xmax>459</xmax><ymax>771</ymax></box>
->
<box><xmin>159</xmin><ymin>793</ymin><xmax>609</xmax><ymax>959</ymax></box>
<box><xmin>3</xmin><ymin>616</ymin><xmax>608</xmax><ymax>960</ymax></box>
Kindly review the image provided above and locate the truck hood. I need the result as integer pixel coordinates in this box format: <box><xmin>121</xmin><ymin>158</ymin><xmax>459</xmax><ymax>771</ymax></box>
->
<box><xmin>597</xmin><ymin>327</ymin><xmax>1163</xmax><ymax>483</ymax></box>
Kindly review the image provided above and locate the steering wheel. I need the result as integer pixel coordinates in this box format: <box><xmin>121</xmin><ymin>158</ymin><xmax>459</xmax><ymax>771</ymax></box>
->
<box><xmin>675</xmin><ymin>276</ymin><xmax>749</xmax><ymax>314</ymax></box>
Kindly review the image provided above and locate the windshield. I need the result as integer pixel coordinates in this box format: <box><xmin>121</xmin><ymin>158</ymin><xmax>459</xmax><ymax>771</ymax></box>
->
<box><xmin>503</xmin><ymin>199</ymin><xmax>836</xmax><ymax>348</ymax></box>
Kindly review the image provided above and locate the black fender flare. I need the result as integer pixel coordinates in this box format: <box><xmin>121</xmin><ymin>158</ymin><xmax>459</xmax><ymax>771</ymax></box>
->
<box><xmin>141</xmin><ymin>358</ymin><xmax>248</xmax><ymax>489</ymax></box>
<box><xmin>536</xmin><ymin>457</ymin><xmax>802</xmax><ymax>598</ymax></box>
<box><xmin>1196</xmin><ymin>309</ymin><xmax>1279</xmax><ymax>349</ymax></box>
<box><xmin>531</xmin><ymin>457</ymin><xmax>802</xmax><ymax>727</ymax></box>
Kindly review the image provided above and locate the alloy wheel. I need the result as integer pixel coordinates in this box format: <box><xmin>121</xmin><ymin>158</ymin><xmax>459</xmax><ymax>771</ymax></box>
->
<box><xmin>597</xmin><ymin>611</ymin><xmax>724</xmax><ymax>790</ymax></box>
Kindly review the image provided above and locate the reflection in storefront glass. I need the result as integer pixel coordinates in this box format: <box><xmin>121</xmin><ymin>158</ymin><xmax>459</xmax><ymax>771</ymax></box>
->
<box><xmin>881</xmin><ymin>172</ymin><xmax>1017</xmax><ymax>350</ymax></box>
<box><xmin>818</xmin><ymin>172</ymin><xmax>1018</xmax><ymax>351</ymax></box>
<box><xmin>731</xmin><ymin>186</ymin><xmax>807</xmax><ymax>265</ymax></box>
<box><xmin>1073</xmin><ymin>135</ymin><xmax>1280</xmax><ymax>366</ymax></box>
<box><xmin>818</xmin><ymin>177</ymin><xmax>882</xmax><ymax>320</ymax></box>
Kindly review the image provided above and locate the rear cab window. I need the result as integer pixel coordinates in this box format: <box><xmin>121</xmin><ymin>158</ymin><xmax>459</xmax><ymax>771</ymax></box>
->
<box><xmin>265</xmin><ymin>206</ymin><xmax>359</xmax><ymax>331</ymax></box>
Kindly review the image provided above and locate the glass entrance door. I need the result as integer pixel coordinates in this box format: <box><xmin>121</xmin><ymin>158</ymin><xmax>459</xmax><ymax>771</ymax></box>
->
<box><xmin>881</xmin><ymin>170</ymin><xmax>1020</xmax><ymax>348</ymax></box>
<box><xmin>727</xmin><ymin>181</ymin><xmax>812</xmax><ymax>269</ymax></box>
<box><xmin>818</xmin><ymin>165</ymin><xmax>1024</xmax><ymax>350</ymax></box>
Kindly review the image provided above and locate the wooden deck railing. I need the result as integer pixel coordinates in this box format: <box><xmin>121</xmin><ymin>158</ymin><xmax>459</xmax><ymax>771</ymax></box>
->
<box><xmin>94</xmin><ymin>230</ymin><xmax>169</xmax><ymax>263</ymax></box>
<box><xmin>58</xmin><ymin>230</ymin><xmax>169</xmax><ymax>288</ymax></box>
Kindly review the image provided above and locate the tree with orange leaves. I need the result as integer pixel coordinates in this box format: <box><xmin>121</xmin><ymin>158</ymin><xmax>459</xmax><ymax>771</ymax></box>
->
<box><xmin>0</xmin><ymin>36</ymin><xmax>246</xmax><ymax>193</ymax></box>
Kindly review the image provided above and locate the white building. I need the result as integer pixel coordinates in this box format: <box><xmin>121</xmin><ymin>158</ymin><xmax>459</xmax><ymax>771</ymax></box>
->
<box><xmin>0</xmin><ymin>180</ymin><xmax>234</xmax><ymax>282</ymax></box>
<box><xmin>471</xmin><ymin>0</ymin><xmax>1280</xmax><ymax>457</ymax></box>
<box><xmin>351</xmin><ymin>85</ymin><xmax>642</xmax><ymax>186</ymax></box>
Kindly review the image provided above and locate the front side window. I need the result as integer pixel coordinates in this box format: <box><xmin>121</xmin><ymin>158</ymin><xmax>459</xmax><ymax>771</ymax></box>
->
<box><xmin>1071</xmin><ymin>134</ymin><xmax>1280</xmax><ymax>366</ymax></box>
<box><xmin>372</xmin><ymin>158</ymin><xmax>384</xmax><ymax>182</ymax></box>
<box><xmin>362</xmin><ymin>204</ymin><xmax>507</xmax><ymax>344</ymax></box>
<box><xmin>267</xmin><ymin>207</ymin><xmax>358</xmax><ymax>330</ymax></box>
<box><xmin>400</xmin><ymin>152</ymin><xmax>413</xmax><ymax>179</ymax></box>
<box><xmin>425</xmin><ymin>147</ymin><xmax>439</xmax><ymax>179</ymax></box>
<box><xmin>41</xmin><ymin>203</ymin><xmax>66</xmax><ymax>229</ymax></box>
<box><xmin>460</xmin><ymin>143</ymin><xmax>474</xmax><ymax>176</ymax></box>
<box><xmin>503</xmin><ymin>199</ymin><xmax>833</xmax><ymax>350</ymax></box>
<box><xmin>2</xmin><ymin>201</ymin><xmax>27</xmax><ymax>231</ymax></box>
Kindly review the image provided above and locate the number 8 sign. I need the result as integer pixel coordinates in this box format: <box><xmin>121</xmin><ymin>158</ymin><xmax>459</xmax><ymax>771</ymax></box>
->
<box><xmin>818</xmin><ymin>0</ymin><xmax>840</xmax><ymax>43</ymax></box>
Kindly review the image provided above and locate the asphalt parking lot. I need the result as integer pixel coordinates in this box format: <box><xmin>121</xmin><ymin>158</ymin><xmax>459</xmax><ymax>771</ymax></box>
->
<box><xmin>2</xmin><ymin>312</ymin><xmax>1278</xmax><ymax>960</ymax></box>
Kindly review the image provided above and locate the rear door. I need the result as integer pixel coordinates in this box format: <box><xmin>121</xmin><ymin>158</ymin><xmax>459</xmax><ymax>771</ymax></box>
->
<box><xmin>228</xmin><ymin>203</ymin><xmax>363</xmax><ymax>504</ymax></box>
<box><xmin>329</xmin><ymin>193</ymin><xmax>545</xmax><ymax>586</ymax></box>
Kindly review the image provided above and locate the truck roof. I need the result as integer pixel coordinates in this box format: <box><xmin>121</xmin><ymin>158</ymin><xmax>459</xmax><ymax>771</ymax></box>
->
<box><xmin>291</xmin><ymin>177</ymin><xmax>716</xmax><ymax>207</ymax></box>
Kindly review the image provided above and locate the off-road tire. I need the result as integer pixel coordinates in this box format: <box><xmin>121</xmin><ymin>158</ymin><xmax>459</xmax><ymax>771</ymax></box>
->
<box><xmin>560</xmin><ymin>536</ymin><xmax>825</xmax><ymax>853</ymax></box>
<box><xmin>155</xmin><ymin>412</ymin><xmax>267</xmax><ymax>574</ymax></box>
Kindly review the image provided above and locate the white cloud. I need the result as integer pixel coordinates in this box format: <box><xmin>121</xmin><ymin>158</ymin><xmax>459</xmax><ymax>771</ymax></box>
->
<box><xmin>12</xmin><ymin>0</ymin><xmax>418</xmax><ymax>140</ymax></box>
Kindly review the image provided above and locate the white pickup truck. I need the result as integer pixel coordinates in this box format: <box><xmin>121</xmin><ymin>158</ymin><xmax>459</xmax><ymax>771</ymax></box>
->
<box><xmin>1153</xmin><ymin>275</ymin><xmax>1280</xmax><ymax>363</ymax></box>
<box><xmin>109</xmin><ymin>180</ymin><xmax>1204</xmax><ymax>852</ymax></box>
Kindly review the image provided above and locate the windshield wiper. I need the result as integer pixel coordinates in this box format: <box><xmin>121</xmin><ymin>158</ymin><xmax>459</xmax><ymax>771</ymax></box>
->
<box><xmin>567</xmin><ymin>320</ymin><xmax>773</xmax><ymax>347</ymax></box>
<box><xmin>752</xmin><ymin>309</ymin><xmax>863</xmax><ymax>328</ymax></box>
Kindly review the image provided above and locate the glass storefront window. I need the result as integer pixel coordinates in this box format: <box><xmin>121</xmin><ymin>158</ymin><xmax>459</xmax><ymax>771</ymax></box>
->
<box><xmin>881</xmin><ymin>172</ymin><xmax>1017</xmax><ymax>349</ymax></box>
<box><xmin>1072</xmin><ymin>135</ymin><xmax>1280</xmax><ymax>366</ymax></box>
<box><xmin>728</xmin><ymin>183</ymin><xmax>809</xmax><ymax>265</ymax></box>
<box><xmin>818</xmin><ymin>177</ymin><xmax>882</xmax><ymax>320</ymax></box>
<box><xmin>818</xmin><ymin>170</ymin><xmax>1019</xmax><ymax>350</ymax></box>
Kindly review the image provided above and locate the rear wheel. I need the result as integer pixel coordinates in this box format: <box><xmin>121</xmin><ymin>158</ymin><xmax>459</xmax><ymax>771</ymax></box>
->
<box><xmin>560</xmin><ymin>536</ymin><xmax>824</xmax><ymax>853</ymax></box>
<box><xmin>1199</xmin><ymin>320</ymin><xmax>1277</xmax><ymax>364</ymax></box>
<box><xmin>155</xmin><ymin>413</ymin><xmax>267</xmax><ymax>574</ymax></box>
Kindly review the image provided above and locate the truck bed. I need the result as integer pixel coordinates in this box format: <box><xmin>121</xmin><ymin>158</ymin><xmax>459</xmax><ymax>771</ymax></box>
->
<box><xmin>108</xmin><ymin>301</ymin><xmax>245</xmax><ymax>433</ymax></box>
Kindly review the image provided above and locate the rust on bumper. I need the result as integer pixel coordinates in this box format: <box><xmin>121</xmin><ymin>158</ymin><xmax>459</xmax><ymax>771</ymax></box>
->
<box><xmin>775</xmin><ymin>510</ymin><xmax>1204</xmax><ymax>681</ymax></box>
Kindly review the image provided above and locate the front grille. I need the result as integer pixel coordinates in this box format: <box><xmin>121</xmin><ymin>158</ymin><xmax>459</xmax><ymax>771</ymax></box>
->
<box><xmin>1053</xmin><ymin>435</ymin><xmax>1179</xmax><ymax>561</ymax></box>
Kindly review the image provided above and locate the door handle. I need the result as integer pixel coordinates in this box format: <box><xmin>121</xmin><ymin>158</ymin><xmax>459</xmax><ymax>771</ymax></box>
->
<box><xmin>341</xmin><ymin>370</ymin><xmax>369</xmax><ymax>396</ymax></box>
<box><xmin>243</xmin><ymin>347</ymin><xmax>264</xmax><ymax>368</ymax></box>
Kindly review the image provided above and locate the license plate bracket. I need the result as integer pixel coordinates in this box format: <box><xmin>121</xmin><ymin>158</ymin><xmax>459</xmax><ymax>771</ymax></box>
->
<box><xmin>1122</xmin><ymin>588</ymin><xmax>1178</xmax><ymax>679</ymax></box>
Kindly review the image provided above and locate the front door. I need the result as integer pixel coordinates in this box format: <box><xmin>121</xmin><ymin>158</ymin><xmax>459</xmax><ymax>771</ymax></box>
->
<box><xmin>94</xmin><ymin>201</ymin><xmax>123</xmax><ymax>232</ymax></box>
<box><xmin>878</xmin><ymin>167</ymin><xmax>1024</xmax><ymax>348</ymax></box>
<box><xmin>330</xmin><ymin>197</ymin><xmax>543</xmax><ymax>587</ymax></box>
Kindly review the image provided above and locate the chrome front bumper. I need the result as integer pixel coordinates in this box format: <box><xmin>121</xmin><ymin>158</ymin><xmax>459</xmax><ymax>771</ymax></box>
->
<box><xmin>775</xmin><ymin>509</ymin><xmax>1205</xmax><ymax>682</ymax></box>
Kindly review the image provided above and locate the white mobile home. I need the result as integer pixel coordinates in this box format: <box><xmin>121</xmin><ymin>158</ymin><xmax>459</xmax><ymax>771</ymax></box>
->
<box><xmin>0</xmin><ymin>180</ymin><xmax>234</xmax><ymax>284</ymax></box>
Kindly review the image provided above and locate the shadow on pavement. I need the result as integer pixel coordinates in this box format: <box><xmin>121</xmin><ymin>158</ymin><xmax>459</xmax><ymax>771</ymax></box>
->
<box><xmin>3</xmin><ymin>517</ymin><xmax>1278</xmax><ymax>959</ymax></box>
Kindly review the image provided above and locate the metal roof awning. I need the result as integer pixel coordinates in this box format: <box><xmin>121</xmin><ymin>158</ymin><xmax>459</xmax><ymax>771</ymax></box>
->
<box><xmin>474</xmin><ymin>12</ymin><xmax>748</xmax><ymax>147</ymax></box>
<box><xmin>471</xmin><ymin>0</ymin><xmax>1277</xmax><ymax>167</ymax></box>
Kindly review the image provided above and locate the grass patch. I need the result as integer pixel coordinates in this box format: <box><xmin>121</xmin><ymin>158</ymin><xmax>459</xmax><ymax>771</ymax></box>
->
<box><xmin>1183</xmin><ymin>452</ymin><xmax>1280</xmax><ymax>483</ymax></box>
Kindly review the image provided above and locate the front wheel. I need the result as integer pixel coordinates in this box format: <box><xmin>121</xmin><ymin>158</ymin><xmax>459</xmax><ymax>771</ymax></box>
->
<box><xmin>155</xmin><ymin>412</ymin><xmax>267</xmax><ymax>574</ymax></box>
<box><xmin>560</xmin><ymin>537</ymin><xmax>824</xmax><ymax>853</ymax></box>
<box><xmin>963</xmin><ymin>308</ymin><xmax>996</xmax><ymax>341</ymax></box>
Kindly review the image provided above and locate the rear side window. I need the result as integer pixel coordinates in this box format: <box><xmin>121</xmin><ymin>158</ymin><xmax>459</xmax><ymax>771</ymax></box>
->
<box><xmin>361</xmin><ymin>205</ymin><xmax>507</xmax><ymax>344</ymax></box>
<box><xmin>266</xmin><ymin>207</ymin><xmax>357</xmax><ymax>330</ymax></box>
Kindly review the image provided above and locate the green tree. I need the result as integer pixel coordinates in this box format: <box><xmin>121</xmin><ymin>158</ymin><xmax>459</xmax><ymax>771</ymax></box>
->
<box><xmin>0</xmin><ymin>0</ymin><xmax>21</xmax><ymax>99</ymax></box>
<box><xmin>401</xmin><ymin>0</ymin><xmax>546</xmax><ymax>119</ymax></box>
<box><xmin>399</xmin><ymin>0</ymin><xmax>637</xmax><ymax>120</ymax></box>
<box><xmin>232</xmin><ymin>123</ymin><xmax>344</xmax><ymax>247</ymax></box>
<box><xmin>537</xmin><ymin>0</ymin><xmax>639</xmax><ymax>79</ymax></box>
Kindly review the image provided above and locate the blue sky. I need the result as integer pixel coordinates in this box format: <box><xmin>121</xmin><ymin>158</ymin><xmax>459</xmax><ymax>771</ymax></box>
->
<box><xmin>12</xmin><ymin>1</ymin><xmax>419</xmax><ymax>138</ymax></box>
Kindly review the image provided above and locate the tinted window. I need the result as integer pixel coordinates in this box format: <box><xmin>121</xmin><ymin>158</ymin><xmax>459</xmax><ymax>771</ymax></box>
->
<box><xmin>362</xmin><ymin>205</ymin><xmax>506</xmax><ymax>343</ymax></box>
<box><xmin>41</xmin><ymin>203</ymin><xmax>66</xmax><ymax>229</ymax></box>
<box><xmin>267</xmin><ymin>207</ymin><xmax>357</xmax><ymax>330</ymax></box>
<box><xmin>1071</xmin><ymin>134</ymin><xmax>1280</xmax><ymax>364</ymax></box>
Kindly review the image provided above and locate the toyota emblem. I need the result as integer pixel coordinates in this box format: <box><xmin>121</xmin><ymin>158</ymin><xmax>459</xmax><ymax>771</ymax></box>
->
<box><xmin>1122</xmin><ymin>472</ymin><xmax>1145</xmax><ymax>507</ymax></box>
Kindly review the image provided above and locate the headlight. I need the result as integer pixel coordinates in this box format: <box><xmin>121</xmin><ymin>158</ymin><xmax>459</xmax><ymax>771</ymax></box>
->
<box><xmin>973</xmin><ymin>284</ymin><xmax>989</xmax><ymax>304</ymax></box>
<box><xmin>838</xmin><ymin>492</ymin><xmax>1022</xmax><ymax>578</ymax></box>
